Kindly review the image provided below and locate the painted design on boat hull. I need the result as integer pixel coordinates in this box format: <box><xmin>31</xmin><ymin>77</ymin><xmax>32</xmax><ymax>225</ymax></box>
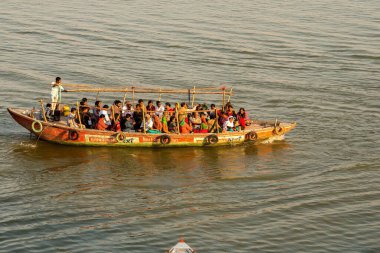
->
<box><xmin>8</xmin><ymin>108</ymin><xmax>296</xmax><ymax>148</ymax></box>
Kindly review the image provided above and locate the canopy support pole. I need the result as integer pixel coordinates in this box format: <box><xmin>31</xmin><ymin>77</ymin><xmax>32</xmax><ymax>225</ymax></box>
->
<box><xmin>222</xmin><ymin>89</ymin><xmax>226</xmax><ymax>111</ymax></box>
<box><xmin>191</xmin><ymin>86</ymin><xmax>196</xmax><ymax>107</ymax></box>
<box><xmin>175</xmin><ymin>105</ymin><xmax>180</xmax><ymax>134</ymax></box>
<box><xmin>39</xmin><ymin>99</ymin><xmax>47</xmax><ymax>122</ymax></box>
<box><xmin>142</xmin><ymin>107</ymin><xmax>146</xmax><ymax>133</ymax></box>
<box><xmin>227</xmin><ymin>87</ymin><xmax>233</xmax><ymax>102</ymax></box>
<box><xmin>76</xmin><ymin>101</ymin><xmax>83</xmax><ymax>129</ymax></box>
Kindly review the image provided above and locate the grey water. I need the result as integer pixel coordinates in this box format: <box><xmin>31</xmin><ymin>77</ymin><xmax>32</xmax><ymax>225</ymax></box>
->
<box><xmin>0</xmin><ymin>0</ymin><xmax>379</xmax><ymax>252</ymax></box>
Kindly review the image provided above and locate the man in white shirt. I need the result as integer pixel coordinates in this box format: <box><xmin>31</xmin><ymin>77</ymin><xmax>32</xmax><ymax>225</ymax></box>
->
<box><xmin>99</xmin><ymin>105</ymin><xmax>111</xmax><ymax>126</ymax></box>
<box><xmin>155</xmin><ymin>101</ymin><xmax>165</xmax><ymax>118</ymax></box>
<box><xmin>51</xmin><ymin>77</ymin><xmax>65</xmax><ymax>111</ymax></box>
<box><xmin>122</xmin><ymin>101</ymin><xmax>134</xmax><ymax>117</ymax></box>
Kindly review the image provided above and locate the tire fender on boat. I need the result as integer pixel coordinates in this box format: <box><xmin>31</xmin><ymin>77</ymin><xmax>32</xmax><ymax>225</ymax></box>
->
<box><xmin>31</xmin><ymin>120</ymin><xmax>43</xmax><ymax>133</ymax></box>
<box><xmin>246</xmin><ymin>131</ymin><xmax>257</xmax><ymax>141</ymax></box>
<box><xmin>116</xmin><ymin>132</ymin><xmax>126</xmax><ymax>142</ymax></box>
<box><xmin>273</xmin><ymin>126</ymin><xmax>284</xmax><ymax>135</ymax></box>
<box><xmin>160</xmin><ymin>134</ymin><xmax>171</xmax><ymax>145</ymax></box>
<box><xmin>206</xmin><ymin>134</ymin><xmax>218</xmax><ymax>144</ymax></box>
<box><xmin>68</xmin><ymin>130</ymin><xmax>79</xmax><ymax>140</ymax></box>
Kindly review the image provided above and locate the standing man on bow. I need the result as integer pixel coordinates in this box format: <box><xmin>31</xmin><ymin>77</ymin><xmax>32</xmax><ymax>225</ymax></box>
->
<box><xmin>51</xmin><ymin>76</ymin><xmax>65</xmax><ymax>111</ymax></box>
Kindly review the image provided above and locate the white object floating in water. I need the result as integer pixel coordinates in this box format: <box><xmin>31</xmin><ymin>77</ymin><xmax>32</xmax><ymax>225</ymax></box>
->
<box><xmin>168</xmin><ymin>239</ymin><xmax>195</xmax><ymax>253</ymax></box>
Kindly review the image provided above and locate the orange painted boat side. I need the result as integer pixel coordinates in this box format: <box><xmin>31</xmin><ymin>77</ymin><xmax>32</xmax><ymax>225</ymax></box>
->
<box><xmin>8</xmin><ymin>107</ymin><xmax>296</xmax><ymax>147</ymax></box>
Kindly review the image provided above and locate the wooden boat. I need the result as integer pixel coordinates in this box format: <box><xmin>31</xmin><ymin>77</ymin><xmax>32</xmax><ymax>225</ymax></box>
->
<box><xmin>168</xmin><ymin>239</ymin><xmax>195</xmax><ymax>253</ymax></box>
<box><xmin>7</xmin><ymin>85</ymin><xmax>296</xmax><ymax>147</ymax></box>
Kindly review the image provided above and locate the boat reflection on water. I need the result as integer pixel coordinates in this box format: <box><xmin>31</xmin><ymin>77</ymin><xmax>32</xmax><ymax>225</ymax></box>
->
<box><xmin>10</xmin><ymin>138</ymin><xmax>292</xmax><ymax>183</ymax></box>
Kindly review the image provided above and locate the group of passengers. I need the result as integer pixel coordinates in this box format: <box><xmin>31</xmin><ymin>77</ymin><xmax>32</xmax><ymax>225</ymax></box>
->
<box><xmin>64</xmin><ymin>98</ymin><xmax>251</xmax><ymax>134</ymax></box>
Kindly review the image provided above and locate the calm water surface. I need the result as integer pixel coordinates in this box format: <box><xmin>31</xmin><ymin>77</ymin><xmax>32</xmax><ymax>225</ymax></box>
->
<box><xmin>0</xmin><ymin>0</ymin><xmax>379</xmax><ymax>252</ymax></box>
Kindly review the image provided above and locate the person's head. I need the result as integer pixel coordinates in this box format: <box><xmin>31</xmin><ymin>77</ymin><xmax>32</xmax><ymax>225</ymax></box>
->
<box><xmin>70</xmin><ymin>107</ymin><xmax>76</xmax><ymax>113</ymax></box>
<box><xmin>148</xmin><ymin>100</ymin><xmax>153</xmax><ymax>106</ymax></box>
<box><xmin>201</xmin><ymin>113</ymin><xmax>207</xmax><ymax>122</ymax></box>
<box><xmin>114</xmin><ymin>113</ymin><xmax>120</xmax><ymax>121</ymax></box>
<box><xmin>114</xmin><ymin>100</ymin><xmax>121</xmax><ymax>107</ymax></box>
<box><xmin>211</xmin><ymin>104</ymin><xmax>215</xmax><ymax>109</ymax></box>
<box><xmin>103</xmin><ymin>105</ymin><xmax>109</xmax><ymax>110</ymax></box>
<box><xmin>138</xmin><ymin>99</ymin><xmax>144</xmax><ymax>105</ymax></box>
<box><xmin>95</xmin><ymin>100</ymin><xmax>102</xmax><ymax>107</ymax></box>
<box><xmin>228</xmin><ymin>116</ymin><xmax>234</xmax><ymax>122</ymax></box>
<box><xmin>165</xmin><ymin>102</ymin><xmax>171</xmax><ymax>109</ymax></box>
<box><xmin>136</xmin><ymin>104</ymin><xmax>141</xmax><ymax>110</ymax></box>
<box><xmin>169</xmin><ymin>116</ymin><xmax>175</xmax><ymax>122</ymax></box>
<box><xmin>46</xmin><ymin>103</ymin><xmax>52</xmax><ymax>108</ymax></box>
<box><xmin>126</xmin><ymin>114</ymin><xmax>131</xmax><ymax>120</ymax></box>
<box><xmin>239</xmin><ymin>108</ymin><xmax>245</xmax><ymax>114</ymax></box>
<box><xmin>81</xmin><ymin>98</ymin><xmax>88</xmax><ymax>104</ymax></box>
<box><xmin>156</xmin><ymin>101</ymin><xmax>161</xmax><ymax>107</ymax></box>
<box><xmin>99</xmin><ymin>114</ymin><xmax>105</xmax><ymax>119</ymax></box>
<box><xmin>56</xmin><ymin>77</ymin><xmax>61</xmax><ymax>84</ymax></box>
<box><xmin>145</xmin><ymin>114</ymin><xmax>151</xmax><ymax>120</ymax></box>
<box><xmin>125</xmin><ymin>101</ymin><xmax>132</xmax><ymax>108</ymax></box>
<box><xmin>193</xmin><ymin>111</ymin><xmax>199</xmax><ymax>118</ymax></box>
<box><xmin>180</xmin><ymin>102</ymin><xmax>186</xmax><ymax>108</ymax></box>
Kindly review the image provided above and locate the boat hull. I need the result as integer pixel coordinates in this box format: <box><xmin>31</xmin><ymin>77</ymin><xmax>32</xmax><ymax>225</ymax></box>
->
<box><xmin>8</xmin><ymin>108</ymin><xmax>296</xmax><ymax>147</ymax></box>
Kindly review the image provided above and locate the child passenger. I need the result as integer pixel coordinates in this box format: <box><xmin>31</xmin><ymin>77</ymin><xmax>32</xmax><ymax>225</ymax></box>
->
<box><xmin>100</xmin><ymin>105</ymin><xmax>111</xmax><ymax>126</ymax></box>
<box><xmin>123</xmin><ymin>114</ymin><xmax>133</xmax><ymax>132</ymax></box>
<box><xmin>96</xmin><ymin>114</ymin><xmax>108</xmax><ymax>131</ymax></box>
<box><xmin>223</xmin><ymin>116</ymin><xmax>235</xmax><ymax>132</ymax></box>
<box><xmin>67</xmin><ymin>108</ymin><xmax>79</xmax><ymax>128</ymax></box>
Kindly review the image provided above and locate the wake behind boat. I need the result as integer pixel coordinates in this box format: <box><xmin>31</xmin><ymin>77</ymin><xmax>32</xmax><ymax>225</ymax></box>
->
<box><xmin>7</xmin><ymin>84</ymin><xmax>296</xmax><ymax>147</ymax></box>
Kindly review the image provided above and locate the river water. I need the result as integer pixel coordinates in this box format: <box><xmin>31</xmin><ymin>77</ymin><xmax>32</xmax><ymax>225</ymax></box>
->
<box><xmin>0</xmin><ymin>0</ymin><xmax>379</xmax><ymax>252</ymax></box>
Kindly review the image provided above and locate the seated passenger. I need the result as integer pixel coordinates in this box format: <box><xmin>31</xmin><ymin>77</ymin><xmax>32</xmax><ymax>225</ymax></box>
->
<box><xmin>155</xmin><ymin>101</ymin><xmax>165</xmax><ymax>117</ymax></box>
<box><xmin>81</xmin><ymin>106</ymin><xmax>93</xmax><ymax>129</ymax></box>
<box><xmin>153</xmin><ymin>115</ymin><xmax>162</xmax><ymax>132</ymax></box>
<box><xmin>208</xmin><ymin>104</ymin><xmax>216</xmax><ymax>119</ymax></box>
<box><xmin>141</xmin><ymin>114</ymin><xmax>153</xmax><ymax>131</ymax></box>
<box><xmin>146</xmin><ymin>100</ymin><xmax>155</xmax><ymax>115</ymax></box>
<box><xmin>96</xmin><ymin>114</ymin><xmax>108</xmax><ymax>131</ymax></box>
<box><xmin>200</xmin><ymin>113</ymin><xmax>209</xmax><ymax>133</ymax></box>
<box><xmin>42</xmin><ymin>103</ymin><xmax>53</xmax><ymax>121</ymax></box>
<box><xmin>165</xmin><ymin>102</ymin><xmax>175</xmax><ymax>115</ymax></box>
<box><xmin>93</xmin><ymin>100</ymin><xmax>102</xmax><ymax>120</ymax></box>
<box><xmin>168</xmin><ymin>116</ymin><xmax>177</xmax><ymax>133</ymax></box>
<box><xmin>67</xmin><ymin>108</ymin><xmax>79</xmax><ymax>128</ymax></box>
<box><xmin>218</xmin><ymin>112</ymin><xmax>229</xmax><ymax>128</ymax></box>
<box><xmin>180</xmin><ymin>119</ymin><xmax>192</xmax><ymax>134</ymax></box>
<box><xmin>99</xmin><ymin>105</ymin><xmax>111</xmax><ymax>126</ymax></box>
<box><xmin>123</xmin><ymin>114</ymin><xmax>133</xmax><ymax>132</ymax></box>
<box><xmin>226</xmin><ymin>104</ymin><xmax>236</xmax><ymax>118</ymax></box>
<box><xmin>81</xmin><ymin>97</ymin><xmax>88</xmax><ymax>107</ymax></box>
<box><xmin>111</xmin><ymin>100</ymin><xmax>122</xmax><ymax>119</ymax></box>
<box><xmin>223</xmin><ymin>116</ymin><xmax>235</xmax><ymax>132</ymax></box>
<box><xmin>237</xmin><ymin>107</ymin><xmax>251</xmax><ymax>129</ymax></box>
<box><xmin>190</xmin><ymin>112</ymin><xmax>202</xmax><ymax>133</ymax></box>
<box><xmin>112</xmin><ymin>113</ymin><xmax>121</xmax><ymax>132</ymax></box>
<box><xmin>133</xmin><ymin>104</ymin><xmax>143</xmax><ymax>131</ymax></box>
<box><xmin>122</xmin><ymin>101</ymin><xmax>134</xmax><ymax>118</ymax></box>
